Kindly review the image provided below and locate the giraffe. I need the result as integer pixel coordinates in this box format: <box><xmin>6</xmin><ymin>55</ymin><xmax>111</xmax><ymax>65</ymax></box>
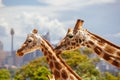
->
<box><xmin>55</xmin><ymin>19</ymin><xmax>120</xmax><ymax>68</ymax></box>
<box><xmin>16</xmin><ymin>29</ymin><xmax>82</xmax><ymax>80</ymax></box>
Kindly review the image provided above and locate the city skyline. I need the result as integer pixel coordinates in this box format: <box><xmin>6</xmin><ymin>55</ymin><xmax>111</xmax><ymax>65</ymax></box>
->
<box><xmin>0</xmin><ymin>0</ymin><xmax>120</xmax><ymax>51</ymax></box>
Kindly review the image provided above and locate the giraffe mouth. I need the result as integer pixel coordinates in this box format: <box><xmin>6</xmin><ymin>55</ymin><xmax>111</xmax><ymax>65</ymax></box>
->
<box><xmin>16</xmin><ymin>49</ymin><xmax>24</xmax><ymax>56</ymax></box>
<box><xmin>16</xmin><ymin>52</ymin><xmax>24</xmax><ymax>56</ymax></box>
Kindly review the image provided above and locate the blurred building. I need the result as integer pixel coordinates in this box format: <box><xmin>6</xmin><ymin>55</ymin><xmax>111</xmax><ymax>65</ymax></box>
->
<box><xmin>3</xmin><ymin>50</ymin><xmax>23</xmax><ymax>67</ymax></box>
<box><xmin>0</xmin><ymin>40</ymin><xmax>3</xmax><ymax>50</ymax></box>
<box><xmin>0</xmin><ymin>40</ymin><xmax>4</xmax><ymax>67</ymax></box>
<box><xmin>42</xmin><ymin>31</ymin><xmax>50</xmax><ymax>42</ymax></box>
<box><xmin>10</xmin><ymin>28</ymin><xmax>16</xmax><ymax>65</ymax></box>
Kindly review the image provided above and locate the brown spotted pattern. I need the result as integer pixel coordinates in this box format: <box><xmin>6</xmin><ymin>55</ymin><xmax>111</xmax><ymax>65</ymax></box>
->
<box><xmin>104</xmin><ymin>45</ymin><xmax>116</xmax><ymax>54</ymax></box>
<box><xmin>61</xmin><ymin>69</ymin><xmax>68</xmax><ymax>79</ymax></box>
<box><xmin>94</xmin><ymin>46</ymin><xmax>102</xmax><ymax>55</ymax></box>
<box><xmin>117</xmin><ymin>51</ymin><xmax>120</xmax><ymax>57</ymax></box>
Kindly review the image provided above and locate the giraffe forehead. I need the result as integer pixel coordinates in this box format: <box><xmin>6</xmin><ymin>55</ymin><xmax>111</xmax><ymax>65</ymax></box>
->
<box><xmin>75</xmin><ymin>30</ymin><xmax>89</xmax><ymax>41</ymax></box>
<box><xmin>28</xmin><ymin>34</ymin><xmax>36</xmax><ymax>38</ymax></box>
<box><xmin>76</xmin><ymin>30</ymin><xmax>85</xmax><ymax>37</ymax></box>
<box><xmin>27</xmin><ymin>34</ymin><xmax>42</xmax><ymax>41</ymax></box>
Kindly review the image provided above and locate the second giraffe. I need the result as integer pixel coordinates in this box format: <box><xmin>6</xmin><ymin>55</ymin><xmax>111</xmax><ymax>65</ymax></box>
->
<box><xmin>55</xmin><ymin>19</ymin><xmax>120</xmax><ymax>68</ymax></box>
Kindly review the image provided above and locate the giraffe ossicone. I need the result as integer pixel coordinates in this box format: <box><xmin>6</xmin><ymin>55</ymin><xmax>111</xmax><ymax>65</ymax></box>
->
<box><xmin>32</xmin><ymin>28</ymin><xmax>38</xmax><ymax>34</ymax></box>
<box><xmin>55</xmin><ymin>19</ymin><xmax>120</xmax><ymax>68</ymax></box>
<box><xmin>16</xmin><ymin>29</ymin><xmax>82</xmax><ymax>80</ymax></box>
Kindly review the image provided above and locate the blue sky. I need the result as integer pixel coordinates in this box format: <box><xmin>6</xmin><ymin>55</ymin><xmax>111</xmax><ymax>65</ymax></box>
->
<box><xmin>0</xmin><ymin>0</ymin><xmax>120</xmax><ymax>51</ymax></box>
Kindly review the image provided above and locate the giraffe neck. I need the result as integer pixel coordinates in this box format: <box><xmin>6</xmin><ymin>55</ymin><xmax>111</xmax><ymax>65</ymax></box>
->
<box><xmin>40</xmin><ymin>38</ymin><xmax>82</xmax><ymax>80</ymax></box>
<box><xmin>47</xmin><ymin>74</ymin><xmax>55</xmax><ymax>80</ymax></box>
<box><xmin>82</xmin><ymin>30</ymin><xmax>120</xmax><ymax>68</ymax></box>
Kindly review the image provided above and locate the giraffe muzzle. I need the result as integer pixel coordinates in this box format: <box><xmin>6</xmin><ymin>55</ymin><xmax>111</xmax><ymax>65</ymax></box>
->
<box><xmin>16</xmin><ymin>50</ymin><xmax>24</xmax><ymax>56</ymax></box>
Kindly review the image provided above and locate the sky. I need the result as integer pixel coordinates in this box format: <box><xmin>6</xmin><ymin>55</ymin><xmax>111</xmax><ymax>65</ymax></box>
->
<box><xmin>0</xmin><ymin>0</ymin><xmax>120</xmax><ymax>51</ymax></box>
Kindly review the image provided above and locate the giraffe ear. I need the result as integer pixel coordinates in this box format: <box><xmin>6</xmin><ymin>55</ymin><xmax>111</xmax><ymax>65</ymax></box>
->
<box><xmin>73</xmin><ymin>19</ymin><xmax>84</xmax><ymax>34</ymax></box>
<box><xmin>67</xmin><ymin>28</ymin><xmax>73</xmax><ymax>34</ymax></box>
<box><xmin>66</xmin><ymin>28</ymin><xmax>73</xmax><ymax>38</ymax></box>
<box><xmin>32</xmin><ymin>28</ymin><xmax>38</xmax><ymax>34</ymax></box>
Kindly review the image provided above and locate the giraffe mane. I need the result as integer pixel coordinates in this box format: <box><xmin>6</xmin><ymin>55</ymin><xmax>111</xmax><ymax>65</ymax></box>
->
<box><xmin>42</xmin><ymin>37</ymin><xmax>54</xmax><ymax>50</ymax></box>
<box><xmin>87</xmin><ymin>30</ymin><xmax>120</xmax><ymax>49</ymax></box>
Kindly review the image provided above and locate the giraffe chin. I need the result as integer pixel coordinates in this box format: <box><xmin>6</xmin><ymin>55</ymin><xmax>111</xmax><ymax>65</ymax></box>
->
<box><xmin>16</xmin><ymin>52</ymin><xmax>24</xmax><ymax>56</ymax></box>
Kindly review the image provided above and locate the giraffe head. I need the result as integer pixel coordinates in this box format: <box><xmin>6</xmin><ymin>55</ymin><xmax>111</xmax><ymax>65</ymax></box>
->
<box><xmin>55</xmin><ymin>19</ymin><xmax>86</xmax><ymax>51</ymax></box>
<box><xmin>16</xmin><ymin>29</ymin><xmax>42</xmax><ymax>56</ymax></box>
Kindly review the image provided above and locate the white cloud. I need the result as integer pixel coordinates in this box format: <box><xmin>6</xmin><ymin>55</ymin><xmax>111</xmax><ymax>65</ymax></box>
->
<box><xmin>113</xmin><ymin>33</ymin><xmax>120</xmax><ymax>37</ymax></box>
<box><xmin>0</xmin><ymin>0</ymin><xmax>4</xmax><ymax>7</ymax></box>
<box><xmin>89</xmin><ymin>0</ymin><xmax>116</xmax><ymax>4</ymax></box>
<box><xmin>0</xmin><ymin>7</ymin><xmax>66</xmax><ymax>51</ymax></box>
<box><xmin>38</xmin><ymin>0</ymin><xmax>116</xmax><ymax>10</ymax></box>
<box><xmin>13</xmin><ymin>12</ymin><xmax>66</xmax><ymax>38</ymax></box>
<box><xmin>39</xmin><ymin>0</ymin><xmax>116</xmax><ymax>6</ymax></box>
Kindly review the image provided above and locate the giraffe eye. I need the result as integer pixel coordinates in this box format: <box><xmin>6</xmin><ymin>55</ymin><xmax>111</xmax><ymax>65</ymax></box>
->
<box><xmin>28</xmin><ymin>39</ymin><xmax>32</xmax><ymax>43</ymax></box>
<box><xmin>67</xmin><ymin>35</ymin><xmax>73</xmax><ymax>38</ymax></box>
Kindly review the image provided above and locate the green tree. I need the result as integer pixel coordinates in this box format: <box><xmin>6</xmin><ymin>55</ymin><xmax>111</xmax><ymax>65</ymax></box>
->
<box><xmin>118</xmin><ymin>73</ymin><xmax>120</xmax><ymax>80</ymax></box>
<box><xmin>82</xmin><ymin>47</ymin><xmax>93</xmax><ymax>56</ymax></box>
<box><xmin>104</xmin><ymin>72</ymin><xmax>118</xmax><ymax>80</ymax></box>
<box><xmin>14</xmin><ymin>57</ymin><xmax>51</xmax><ymax>80</ymax></box>
<box><xmin>0</xmin><ymin>69</ymin><xmax>11</xmax><ymax>80</ymax></box>
<box><xmin>33</xmin><ymin>67</ymin><xmax>51</xmax><ymax>80</ymax></box>
<box><xmin>61</xmin><ymin>49</ymin><xmax>100</xmax><ymax>79</ymax></box>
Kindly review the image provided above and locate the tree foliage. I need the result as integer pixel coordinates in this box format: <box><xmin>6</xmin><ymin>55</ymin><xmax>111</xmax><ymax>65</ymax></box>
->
<box><xmin>82</xmin><ymin>47</ymin><xmax>93</xmax><ymax>56</ymax></box>
<box><xmin>0</xmin><ymin>69</ymin><xmax>11</xmax><ymax>80</ymax></box>
<box><xmin>104</xmin><ymin>72</ymin><xmax>118</xmax><ymax>80</ymax></box>
<box><xmin>14</xmin><ymin>56</ymin><xmax>51</xmax><ymax>80</ymax></box>
<box><xmin>33</xmin><ymin>67</ymin><xmax>51</xmax><ymax>80</ymax></box>
<box><xmin>61</xmin><ymin>49</ymin><xmax>100</xmax><ymax>79</ymax></box>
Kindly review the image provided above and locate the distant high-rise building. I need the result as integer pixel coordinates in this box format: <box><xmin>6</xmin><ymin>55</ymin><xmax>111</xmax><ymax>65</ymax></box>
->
<box><xmin>0</xmin><ymin>40</ymin><xmax>3</xmax><ymax>50</ymax></box>
<box><xmin>43</xmin><ymin>31</ymin><xmax>50</xmax><ymax>42</ymax></box>
<box><xmin>10</xmin><ymin>28</ymin><xmax>16</xmax><ymax>65</ymax></box>
<box><xmin>0</xmin><ymin>40</ymin><xmax>4</xmax><ymax>67</ymax></box>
